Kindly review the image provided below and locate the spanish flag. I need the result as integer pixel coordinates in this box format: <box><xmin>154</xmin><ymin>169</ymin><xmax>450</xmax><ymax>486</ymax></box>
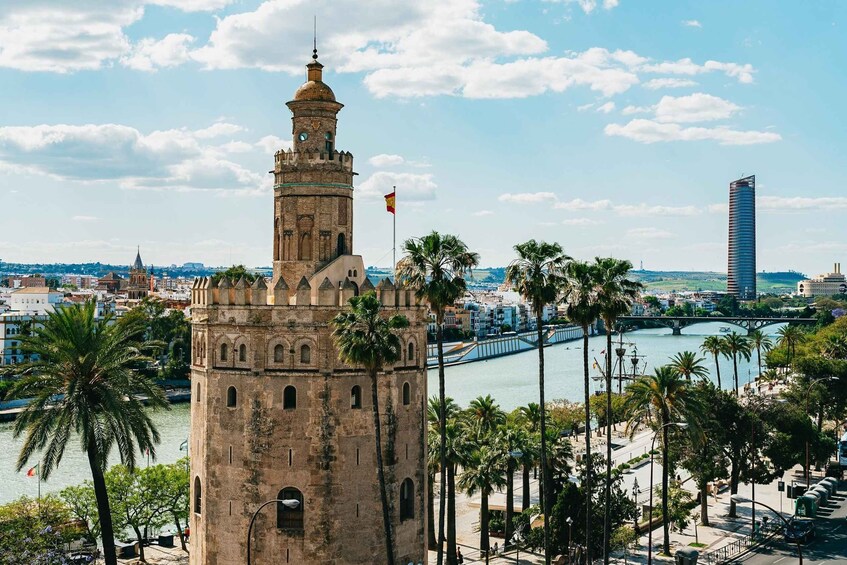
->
<box><xmin>384</xmin><ymin>191</ymin><xmax>396</xmax><ymax>215</ymax></box>
<box><xmin>26</xmin><ymin>465</ymin><xmax>38</xmax><ymax>478</ymax></box>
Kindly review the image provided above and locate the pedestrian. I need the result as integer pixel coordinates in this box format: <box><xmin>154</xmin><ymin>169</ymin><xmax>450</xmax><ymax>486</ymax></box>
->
<box><xmin>493</xmin><ymin>541</ymin><xmax>499</xmax><ymax>555</ymax></box>
<box><xmin>456</xmin><ymin>547</ymin><xmax>464</xmax><ymax>564</ymax></box>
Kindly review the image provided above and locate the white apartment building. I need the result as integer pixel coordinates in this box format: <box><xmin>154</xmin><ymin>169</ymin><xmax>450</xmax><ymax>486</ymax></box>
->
<box><xmin>797</xmin><ymin>263</ymin><xmax>847</xmax><ymax>297</ymax></box>
<box><xmin>8</xmin><ymin>287</ymin><xmax>64</xmax><ymax>314</ymax></box>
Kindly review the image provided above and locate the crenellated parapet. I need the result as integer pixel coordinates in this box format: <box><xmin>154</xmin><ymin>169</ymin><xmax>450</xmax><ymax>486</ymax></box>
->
<box><xmin>192</xmin><ymin>275</ymin><xmax>418</xmax><ymax>309</ymax></box>
<box><xmin>274</xmin><ymin>148</ymin><xmax>354</xmax><ymax>171</ymax></box>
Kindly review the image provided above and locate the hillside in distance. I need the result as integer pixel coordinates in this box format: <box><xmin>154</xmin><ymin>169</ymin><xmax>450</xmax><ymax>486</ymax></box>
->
<box><xmin>461</xmin><ymin>268</ymin><xmax>805</xmax><ymax>294</ymax></box>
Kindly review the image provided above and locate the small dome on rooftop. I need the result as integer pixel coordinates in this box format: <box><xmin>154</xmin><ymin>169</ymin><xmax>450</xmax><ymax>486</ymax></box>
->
<box><xmin>293</xmin><ymin>79</ymin><xmax>336</xmax><ymax>102</ymax></box>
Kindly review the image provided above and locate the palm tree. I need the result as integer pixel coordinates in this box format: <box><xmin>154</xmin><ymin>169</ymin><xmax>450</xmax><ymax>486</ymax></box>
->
<box><xmin>722</xmin><ymin>332</ymin><xmax>752</xmax><ymax>396</ymax></box>
<box><xmin>700</xmin><ymin>336</ymin><xmax>726</xmax><ymax>389</ymax></box>
<box><xmin>594</xmin><ymin>257</ymin><xmax>642</xmax><ymax>564</ymax></box>
<box><xmin>467</xmin><ymin>394</ymin><xmax>506</xmax><ymax>439</ymax></box>
<box><xmin>776</xmin><ymin>325</ymin><xmax>805</xmax><ymax>365</ymax></box>
<box><xmin>444</xmin><ymin>418</ymin><xmax>470</xmax><ymax>560</ymax></box>
<box><xmin>562</xmin><ymin>259</ymin><xmax>600</xmax><ymax>564</ymax></box>
<box><xmin>748</xmin><ymin>329</ymin><xmax>773</xmax><ymax>378</ymax></box>
<box><xmin>427</xmin><ymin>396</ymin><xmax>461</xmax><ymax>551</ymax></box>
<box><xmin>820</xmin><ymin>334</ymin><xmax>847</xmax><ymax>360</ymax></box>
<box><xmin>495</xmin><ymin>423</ymin><xmax>529</xmax><ymax>546</ymax></box>
<box><xmin>668</xmin><ymin>351</ymin><xmax>709</xmax><ymax>381</ymax></box>
<box><xmin>458</xmin><ymin>445</ymin><xmax>507</xmax><ymax>556</ymax></box>
<box><xmin>623</xmin><ymin>366</ymin><xmax>704</xmax><ymax>556</ymax></box>
<box><xmin>331</xmin><ymin>292</ymin><xmax>410</xmax><ymax>565</ymax></box>
<box><xmin>398</xmin><ymin>231</ymin><xmax>479</xmax><ymax>565</ymax></box>
<box><xmin>9</xmin><ymin>301</ymin><xmax>167</xmax><ymax>565</ymax></box>
<box><xmin>506</xmin><ymin>239</ymin><xmax>570</xmax><ymax>565</ymax></box>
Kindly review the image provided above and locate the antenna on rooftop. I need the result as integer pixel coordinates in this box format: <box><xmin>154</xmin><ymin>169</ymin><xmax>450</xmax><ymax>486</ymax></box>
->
<box><xmin>312</xmin><ymin>16</ymin><xmax>318</xmax><ymax>60</ymax></box>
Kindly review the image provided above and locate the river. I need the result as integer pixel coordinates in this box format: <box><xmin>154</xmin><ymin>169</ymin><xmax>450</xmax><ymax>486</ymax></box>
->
<box><xmin>0</xmin><ymin>322</ymin><xmax>777</xmax><ymax>503</ymax></box>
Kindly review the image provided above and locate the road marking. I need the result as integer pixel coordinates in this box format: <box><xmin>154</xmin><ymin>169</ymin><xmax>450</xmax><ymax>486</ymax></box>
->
<box><xmin>773</xmin><ymin>557</ymin><xmax>786</xmax><ymax>563</ymax></box>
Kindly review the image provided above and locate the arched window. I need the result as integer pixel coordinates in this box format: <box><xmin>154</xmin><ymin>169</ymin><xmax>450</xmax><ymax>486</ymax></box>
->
<box><xmin>276</xmin><ymin>488</ymin><xmax>304</xmax><ymax>529</ymax></box>
<box><xmin>351</xmin><ymin>385</ymin><xmax>362</xmax><ymax>409</ymax></box>
<box><xmin>194</xmin><ymin>477</ymin><xmax>202</xmax><ymax>514</ymax></box>
<box><xmin>338</xmin><ymin>233</ymin><xmax>346</xmax><ymax>255</ymax></box>
<box><xmin>400</xmin><ymin>478</ymin><xmax>414</xmax><ymax>521</ymax></box>
<box><xmin>402</xmin><ymin>382</ymin><xmax>411</xmax><ymax>406</ymax></box>
<box><xmin>239</xmin><ymin>344</ymin><xmax>247</xmax><ymax>362</ymax></box>
<box><xmin>220</xmin><ymin>343</ymin><xmax>228</xmax><ymax>361</ymax></box>
<box><xmin>274</xmin><ymin>344</ymin><xmax>285</xmax><ymax>363</ymax></box>
<box><xmin>226</xmin><ymin>386</ymin><xmax>237</xmax><ymax>408</ymax></box>
<box><xmin>300</xmin><ymin>344</ymin><xmax>311</xmax><ymax>364</ymax></box>
<box><xmin>407</xmin><ymin>342</ymin><xmax>415</xmax><ymax>362</ymax></box>
<box><xmin>283</xmin><ymin>386</ymin><xmax>297</xmax><ymax>410</ymax></box>
<box><xmin>353</xmin><ymin>269</ymin><xmax>357</xmax><ymax>277</ymax></box>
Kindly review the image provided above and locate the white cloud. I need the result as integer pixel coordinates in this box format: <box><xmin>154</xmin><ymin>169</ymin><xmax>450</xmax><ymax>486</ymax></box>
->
<box><xmin>369</xmin><ymin>154</ymin><xmax>406</xmax><ymax>167</ymax></box>
<box><xmin>596</xmin><ymin>101</ymin><xmax>616</xmax><ymax>113</ymax></box>
<box><xmin>641</xmin><ymin>58</ymin><xmax>755</xmax><ymax>84</ymax></box>
<box><xmin>554</xmin><ymin>198</ymin><xmax>612</xmax><ymax>211</ymax></box>
<box><xmin>218</xmin><ymin>141</ymin><xmax>253</xmax><ymax>153</ymax></box>
<box><xmin>72</xmin><ymin>215</ymin><xmax>99</xmax><ymax>222</ymax></box>
<box><xmin>707</xmin><ymin>203</ymin><xmax>728</xmax><ymax>214</ymax></box>
<box><xmin>626</xmin><ymin>227</ymin><xmax>673</xmax><ymax>239</ymax></box>
<box><xmin>0</xmin><ymin>122</ymin><xmax>270</xmax><ymax>192</ymax></box>
<box><xmin>194</xmin><ymin>122</ymin><xmax>246</xmax><ymax>139</ymax></box>
<box><xmin>0</xmin><ymin>1</ymin><xmax>234</xmax><ymax>73</ymax></box>
<box><xmin>682</xmin><ymin>20</ymin><xmax>702</xmax><ymax>28</ymax></box>
<box><xmin>546</xmin><ymin>0</ymin><xmax>621</xmax><ymax>14</ymax></box>
<box><xmin>555</xmin><ymin>199</ymin><xmax>698</xmax><ymax>216</ymax></box>
<box><xmin>654</xmin><ymin>93</ymin><xmax>741</xmax><ymax>123</ymax></box>
<box><xmin>614</xmin><ymin>203</ymin><xmax>699</xmax><ymax>216</ymax></box>
<box><xmin>577</xmin><ymin>103</ymin><xmax>595</xmax><ymax>112</ymax></box>
<box><xmin>498</xmin><ymin>192</ymin><xmax>558</xmax><ymax>204</ymax></box>
<box><xmin>758</xmin><ymin>196</ymin><xmax>847</xmax><ymax>211</ymax></box>
<box><xmin>604</xmin><ymin>119</ymin><xmax>781</xmax><ymax>145</ymax></box>
<box><xmin>643</xmin><ymin>78</ymin><xmax>698</xmax><ymax>90</ymax></box>
<box><xmin>358</xmin><ymin>171</ymin><xmax>437</xmax><ymax>201</ymax></box>
<box><xmin>472</xmin><ymin>210</ymin><xmax>494</xmax><ymax>216</ymax></box>
<box><xmin>255</xmin><ymin>135</ymin><xmax>291</xmax><ymax>155</ymax></box>
<box><xmin>622</xmin><ymin>104</ymin><xmax>653</xmax><ymax>115</ymax></box>
<box><xmin>121</xmin><ymin>33</ymin><xmax>195</xmax><ymax>71</ymax></box>
<box><xmin>562</xmin><ymin>217</ymin><xmax>601</xmax><ymax>225</ymax></box>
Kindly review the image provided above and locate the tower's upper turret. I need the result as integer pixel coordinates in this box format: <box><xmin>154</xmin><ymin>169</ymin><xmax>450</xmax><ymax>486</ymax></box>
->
<box><xmin>293</xmin><ymin>59</ymin><xmax>336</xmax><ymax>102</ymax></box>
<box><xmin>287</xmin><ymin>50</ymin><xmax>343</xmax><ymax>154</ymax></box>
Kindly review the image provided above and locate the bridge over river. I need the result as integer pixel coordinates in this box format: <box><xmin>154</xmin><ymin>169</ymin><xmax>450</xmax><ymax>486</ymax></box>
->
<box><xmin>618</xmin><ymin>315</ymin><xmax>815</xmax><ymax>335</ymax></box>
<box><xmin>425</xmin><ymin>324</ymin><xmax>585</xmax><ymax>367</ymax></box>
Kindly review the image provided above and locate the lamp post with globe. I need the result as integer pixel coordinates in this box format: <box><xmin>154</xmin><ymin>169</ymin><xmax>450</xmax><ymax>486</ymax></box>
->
<box><xmin>246</xmin><ymin>498</ymin><xmax>302</xmax><ymax>565</ymax></box>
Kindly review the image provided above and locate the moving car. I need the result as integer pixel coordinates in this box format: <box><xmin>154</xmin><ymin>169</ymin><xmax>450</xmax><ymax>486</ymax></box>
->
<box><xmin>784</xmin><ymin>517</ymin><xmax>816</xmax><ymax>544</ymax></box>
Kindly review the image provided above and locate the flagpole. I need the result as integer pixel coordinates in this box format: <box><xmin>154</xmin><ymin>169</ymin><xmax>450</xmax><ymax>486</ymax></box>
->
<box><xmin>37</xmin><ymin>462</ymin><xmax>41</xmax><ymax>500</ymax></box>
<box><xmin>391</xmin><ymin>186</ymin><xmax>397</xmax><ymax>284</ymax></box>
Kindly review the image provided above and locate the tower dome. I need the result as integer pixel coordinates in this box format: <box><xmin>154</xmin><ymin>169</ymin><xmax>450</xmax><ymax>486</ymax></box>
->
<box><xmin>293</xmin><ymin>54</ymin><xmax>335</xmax><ymax>102</ymax></box>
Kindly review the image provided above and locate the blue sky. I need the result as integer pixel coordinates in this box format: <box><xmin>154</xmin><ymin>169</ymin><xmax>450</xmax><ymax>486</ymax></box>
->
<box><xmin>0</xmin><ymin>0</ymin><xmax>845</xmax><ymax>274</ymax></box>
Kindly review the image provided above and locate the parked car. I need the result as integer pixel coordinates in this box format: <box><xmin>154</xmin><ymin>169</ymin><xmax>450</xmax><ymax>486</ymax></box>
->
<box><xmin>784</xmin><ymin>517</ymin><xmax>816</xmax><ymax>544</ymax></box>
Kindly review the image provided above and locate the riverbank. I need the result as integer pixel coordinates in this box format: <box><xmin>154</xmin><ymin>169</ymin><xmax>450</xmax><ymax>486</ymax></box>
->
<box><xmin>0</xmin><ymin>387</ymin><xmax>192</xmax><ymax>423</ymax></box>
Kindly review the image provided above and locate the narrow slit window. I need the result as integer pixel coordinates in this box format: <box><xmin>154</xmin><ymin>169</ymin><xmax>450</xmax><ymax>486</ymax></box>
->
<box><xmin>226</xmin><ymin>386</ymin><xmax>237</xmax><ymax>407</ymax></box>
<box><xmin>351</xmin><ymin>385</ymin><xmax>362</xmax><ymax>409</ymax></box>
<box><xmin>239</xmin><ymin>343</ymin><xmax>247</xmax><ymax>362</ymax></box>
<box><xmin>402</xmin><ymin>382</ymin><xmax>411</xmax><ymax>406</ymax></box>
<box><xmin>283</xmin><ymin>386</ymin><xmax>297</xmax><ymax>410</ymax></box>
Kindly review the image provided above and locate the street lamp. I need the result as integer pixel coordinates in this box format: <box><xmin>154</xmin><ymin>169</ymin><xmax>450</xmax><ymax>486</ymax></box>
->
<box><xmin>731</xmin><ymin>495</ymin><xmax>802</xmax><ymax>565</ymax></box>
<box><xmin>511</xmin><ymin>524</ymin><xmax>525</xmax><ymax>565</ymax></box>
<box><xmin>647</xmin><ymin>422</ymin><xmax>688</xmax><ymax>565</ymax></box>
<box><xmin>805</xmin><ymin>377</ymin><xmax>836</xmax><ymax>486</ymax></box>
<box><xmin>508</xmin><ymin>448</ymin><xmax>523</xmax><ymax>548</ymax></box>
<box><xmin>246</xmin><ymin>498</ymin><xmax>301</xmax><ymax>565</ymax></box>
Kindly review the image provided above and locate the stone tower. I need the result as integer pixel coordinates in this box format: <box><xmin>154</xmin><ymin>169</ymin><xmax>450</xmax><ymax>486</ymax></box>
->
<box><xmin>127</xmin><ymin>247</ymin><xmax>149</xmax><ymax>300</ymax></box>
<box><xmin>188</xmin><ymin>51</ymin><xmax>427</xmax><ymax>565</ymax></box>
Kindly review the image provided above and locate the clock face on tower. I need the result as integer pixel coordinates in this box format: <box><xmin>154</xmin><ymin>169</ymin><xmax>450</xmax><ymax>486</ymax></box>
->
<box><xmin>298</xmin><ymin>132</ymin><xmax>309</xmax><ymax>141</ymax></box>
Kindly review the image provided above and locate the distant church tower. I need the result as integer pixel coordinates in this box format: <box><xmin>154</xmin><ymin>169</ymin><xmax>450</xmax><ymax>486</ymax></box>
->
<box><xmin>188</xmin><ymin>49</ymin><xmax>427</xmax><ymax>565</ymax></box>
<box><xmin>127</xmin><ymin>247</ymin><xmax>149</xmax><ymax>300</ymax></box>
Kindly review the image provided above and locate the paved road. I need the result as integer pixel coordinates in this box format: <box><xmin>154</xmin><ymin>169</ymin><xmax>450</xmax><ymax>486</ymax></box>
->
<box><xmin>731</xmin><ymin>487</ymin><xmax>847</xmax><ymax>565</ymax></box>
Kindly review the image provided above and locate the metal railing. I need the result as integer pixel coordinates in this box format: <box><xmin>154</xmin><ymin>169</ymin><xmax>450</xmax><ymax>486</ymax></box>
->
<box><xmin>700</xmin><ymin>521</ymin><xmax>780</xmax><ymax>565</ymax></box>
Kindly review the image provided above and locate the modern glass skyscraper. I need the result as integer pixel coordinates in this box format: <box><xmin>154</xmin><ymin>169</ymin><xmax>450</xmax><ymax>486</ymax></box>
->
<box><xmin>727</xmin><ymin>175</ymin><xmax>756</xmax><ymax>300</ymax></box>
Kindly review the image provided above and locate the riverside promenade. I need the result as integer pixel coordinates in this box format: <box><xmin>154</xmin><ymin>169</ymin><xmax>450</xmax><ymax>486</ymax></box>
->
<box><xmin>431</xmin><ymin>379</ymin><xmax>838</xmax><ymax>564</ymax></box>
